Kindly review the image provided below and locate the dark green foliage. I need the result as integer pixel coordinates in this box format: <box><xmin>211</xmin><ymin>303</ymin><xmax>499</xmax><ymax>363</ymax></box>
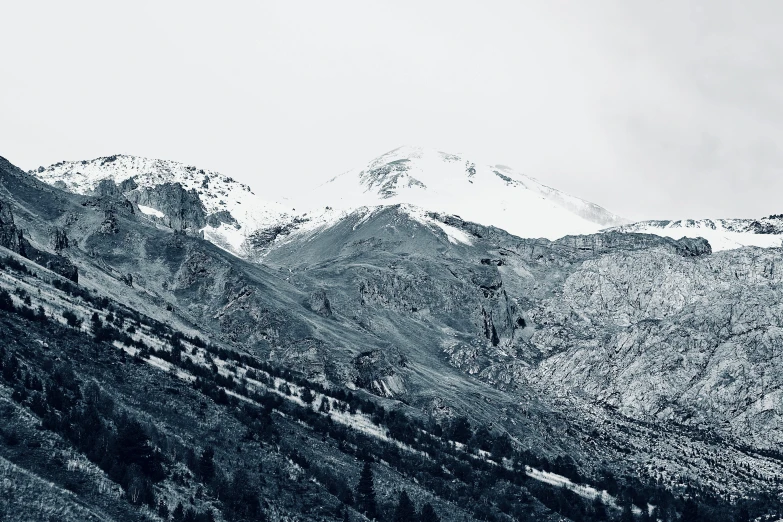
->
<box><xmin>198</xmin><ymin>446</ymin><xmax>216</xmax><ymax>482</ymax></box>
<box><xmin>734</xmin><ymin>505</ymin><xmax>750</xmax><ymax>522</ymax></box>
<box><xmin>62</xmin><ymin>309</ymin><xmax>83</xmax><ymax>328</ymax></box>
<box><xmin>0</xmin><ymin>255</ymin><xmax>31</xmax><ymax>275</ymax></box>
<box><xmin>621</xmin><ymin>503</ymin><xmax>634</xmax><ymax>522</ymax></box>
<box><xmin>116</xmin><ymin>416</ymin><xmax>164</xmax><ymax>480</ymax></box>
<box><xmin>681</xmin><ymin>498</ymin><xmax>702</xmax><ymax>522</ymax></box>
<box><xmin>449</xmin><ymin>416</ymin><xmax>472</xmax><ymax>444</ymax></box>
<box><xmin>419</xmin><ymin>503</ymin><xmax>440</xmax><ymax>522</ymax></box>
<box><xmin>224</xmin><ymin>468</ymin><xmax>262</xmax><ymax>519</ymax></box>
<box><xmin>158</xmin><ymin>499</ymin><xmax>170</xmax><ymax>519</ymax></box>
<box><xmin>173</xmin><ymin>502</ymin><xmax>185</xmax><ymax>522</ymax></box>
<box><xmin>592</xmin><ymin>496</ymin><xmax>608</xmax><ymax>520</ymax></box>
<box><xmin>356</xmin><ymin>461</ymin><xmax>378</xmax><ymax>520</ymax></box>
<box><xmin>393</xmin><ymin>490</ymin><xmax>417</xmax><ymax>522</ymax></box>
<box><xmin>301</xmin><ymin>386</ymin><xmax>315</xmax><ymax>405</ymax></box>
<box><xmin>0</xmin><ymin>288</ymin><xmax>13</xmax><ymax>311</ymax></box>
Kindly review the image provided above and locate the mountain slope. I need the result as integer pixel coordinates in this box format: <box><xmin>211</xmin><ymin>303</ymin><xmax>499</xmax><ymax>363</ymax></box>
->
<box><xmin>31</xmin><ymin>154</ymin><xmax>295</xmax><ymax>252</ymax></box>
<box><xmin>299</xmin><ymin>146</ymin><xmax>627</xmax><ymax>240</ymax></box>
<box><xmin>6</xmin><ymin>152</ymin><xmax>783</xmax><ymax>520</ymax></box>
<box><xmin>605</xmin><ymin>217</ymin><xmax>783</xmax><ymax>252</ymax></box>
<box><xmin>32</xmin><ymin>146</ymin><xmax>629</xmax><ymax>261</ymax></box>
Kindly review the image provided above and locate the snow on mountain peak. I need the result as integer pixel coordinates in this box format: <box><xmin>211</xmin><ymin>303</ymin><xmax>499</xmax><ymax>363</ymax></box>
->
<box><xmin>31</xmin><ymin>146</ymin><xmax>632</xmax><ymax>253</ymax></box>
<box><xmin>31</xmin><ymin>154</ymin><xmax>293</xmax><ymax>252</ymax></box>
<box><xmin>606</xmin><ymin>217</ymin><xmax>783</xmax><ymax>252</ymax></box>
<box><xmin>303</xmin><ymin>146</ymin><xmax>628</xmax><ymax>240</ymax></box>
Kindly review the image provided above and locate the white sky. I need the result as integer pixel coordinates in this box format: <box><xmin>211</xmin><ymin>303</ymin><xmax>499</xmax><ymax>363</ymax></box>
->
<box><xmin>2</xmin><ymin>1</ymin><xmax>783</xmax><ymax>221</ymax></box>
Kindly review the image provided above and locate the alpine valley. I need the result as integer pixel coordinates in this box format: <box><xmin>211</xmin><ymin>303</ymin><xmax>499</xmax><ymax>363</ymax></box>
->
<box><xmin>1</xmin><ymin>146</ymin><xmax>782</xmax><ymax>522</ymax></box>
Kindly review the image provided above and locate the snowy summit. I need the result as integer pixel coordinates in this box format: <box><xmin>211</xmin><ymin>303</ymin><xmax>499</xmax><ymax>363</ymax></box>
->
<box><xmin>299</xmin><ymin>146</ymin><xmax>628</xmax><ymax>240</ymax></box>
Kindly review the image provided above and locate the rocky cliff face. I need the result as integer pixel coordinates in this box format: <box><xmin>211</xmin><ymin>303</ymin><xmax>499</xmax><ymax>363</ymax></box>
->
<box><xmin>0</xmin><ymin>199</ymin><xmax>25</xmax><ymax>254</ymax></box>
<box><xmin>261</xmin><ymin>205</ymin><xmax>783</xmax><ymax>451</ymax></box>
<box><xmin>529</xmin><ymin>246</ymin><xmax>783</xmax><ymax>446</ymax></box>
<box><xmin>10</xmin><ymin>153</ymin><xmax>783</xmax><ymax>503</ymax></box>
<box><xmin>0</xmin><ymin>195</ymin><xmax>78</xmax><ymax>282</ymax></box>
<box><xmin>126</xmin><ymin>181</ymin><xmax>207</xmax><ymax>232</ymax></box>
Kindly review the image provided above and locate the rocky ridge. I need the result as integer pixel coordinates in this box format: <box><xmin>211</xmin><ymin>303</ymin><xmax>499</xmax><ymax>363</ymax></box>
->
<box><xmin>606</xmin><ymin>217</ymin><xmax>783</xmax><ymax>251</ymax></box>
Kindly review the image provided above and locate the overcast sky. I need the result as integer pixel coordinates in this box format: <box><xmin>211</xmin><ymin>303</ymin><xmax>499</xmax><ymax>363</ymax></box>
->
<box><xmin>3</xmin><ymin>1</ymin><xmax>782</xmax><ymax>220</ymax></box>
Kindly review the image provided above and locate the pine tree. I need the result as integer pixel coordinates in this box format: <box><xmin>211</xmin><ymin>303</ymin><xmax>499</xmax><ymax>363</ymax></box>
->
<box><xmin>419</xmin><ymin>503</ymin><xmax>440</xmax><ymax>522</ymax></box>
<box><xmin>592</xmin><ymin>496</ymin><xmax>607</xmax><ymax>520</ymax></box>
<box><xmin>735</xmin><ymin>505</ymin><xmax>750</xmax><ymax>522</ymax></box>
<box><xmin>393</xmin><ymin>490</ymin><xmax>417</xmax><ymax>522</ymax></box>
<box><xmin>356</xmin><ymin>461</ymin><xmax>378</xmax><ymax>520</ymax></box>
<box><xmin>449</xmin><ymin>416</ymin><xmax>472</xmax><ymax>444</ymax></box>
<box><xmin>621</xmin><ymin>503</ymin><xmax>634</xmax><ymax>522</ymax></box>
<box><xmin>157</xmin><ymin>498</ymin><xmax>169</xmax><ymax>519</ymax></box>
<box><xmin>681</xmin><ymin>498</ymin><xmax>700</xmax><ymax>522</ymax></box>
<box><xmin>301</xmin><ymin>387</ymin><xmax>315</xmax><ymax>405</ymax></box>
<box><xmin>172</xmin><ymin>502</ymin><xmax>185</xmax><ymax>522</ymax></box>
<box><xmin>198</xmin><ymin>446</ymin><xmax>216</xmax><ymax>482</ymax></box>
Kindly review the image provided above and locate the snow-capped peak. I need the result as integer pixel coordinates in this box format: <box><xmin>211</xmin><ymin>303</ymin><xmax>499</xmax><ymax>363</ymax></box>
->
<box><xmin>299</xmin><ymin>146</ymin><xmax>627</xmax><ymax>240</ymax></box>
<box><xmin>31</xmin><ymin>146</ymin><xmax>631</xmax><ymax>255</ymax></box>
<box><xmin>31</xmin><ymin>154</ymin><xmax>294</xmax><ymax>252</ymax></box>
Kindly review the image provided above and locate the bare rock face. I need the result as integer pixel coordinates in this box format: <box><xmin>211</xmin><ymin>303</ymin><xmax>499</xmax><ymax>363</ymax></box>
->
<box><xmin>126</xmin><ymin>182</ymin><xmax>206</xmax><ymax>232</ymax></box>
<box><xmin>94</xmin><ymin>179</ymin><xmax>122</xmax><ymax>197</ymax></box>
<box><xmin>100</xmin><ymin>209</ymin><xmax>120</xmax><ymax>234</ymax></box>
<box><xmin>205</xmin><ymin>210</ymin><xmax>238</xmax><ymax>228</ymax></box>
<box><xmin>528</xmin><ymin>247</ymin><xmax>783</xmax><ymax>446</ymax></box>
<box><xmin>0</xmin><ymin>199</ymin><xmax>25</xmax><ymax>253</ymax></box>
<box><xmin>0</xmin><ymin>198</ymin><xmax>78</xmax><ymax>282</ymax></box>
<box><xmin>49</xmin><ymin>227</ymin><xmax>69</xmax><ymax>252</ymax></box>
<box><xmin>553</xmin><ymin>232</ymin><xmax>712</xmax><ymax>258</ymax></box>
<box><xmin>353</xmin><ymin>349</ymin><xmax>407</xmax><ymax>397</ymax></box>
<box><xmin>308</xmin><ymin>289</ymin><xmax>332</xmax><ymax>317</ymax></box>
<box><xmin>245</xmin><ymin>216</ymin><xmax>310</xmax><ymax>251</ymax></box>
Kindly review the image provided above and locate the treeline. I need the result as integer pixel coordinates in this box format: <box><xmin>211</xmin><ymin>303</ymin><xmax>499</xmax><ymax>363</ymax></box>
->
<box><xmin>1</xmin><ymin>270</ymin><xmax>781</xmax><ymax>521</ymax></box>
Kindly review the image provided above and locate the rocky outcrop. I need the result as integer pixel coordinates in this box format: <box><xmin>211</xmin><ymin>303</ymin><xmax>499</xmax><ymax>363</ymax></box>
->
<box><xmin>94</xmin><ymin>177</ymin><xmax>139</xmax><ymax>197</ymax></box>
<box><xmin>552</xmin><ymin>232</ymin><xmax>712</xmax><ymax>258</ymax></box>
<box><xmin>206</xmin><ymin>210</ymin><xmax>238</xmax><ymax>228</ymax></box>
<box><xmin>49</xmin><ymin>227</ymin><xmax>69</xmax><ymax>252</ymax></box>
<box><xmin>94</xmin><ymin>179</ymin><xmax>121</xmax><ymax>197</ymax></box>
<box><xmin>528</xmin><ymin>247</ymin><xmax>783</xmax><ymax>446</ymax></box>
<box><xmin>308</xmin><ymin>289</ymin><xmax>332</xmax><ymax>317</ymax></box>
<box><xmin>0</xmin><ymin>199</ymin><xmax>78</xmax><ymax>282</ymax></box>
<box><xmin>100</xmin><ymin>209</ymin><xmax>120</xmax><ymax>234</ymax></box>
<box><xmin>353</xmin><ymin>349</ymin><xmax>407</xmax><ymax>397</ymax></box>
<box><xmin>246</xmin><ymin>217</ymin><xmax>310</xmax><ymax>250</ymax></box>
<box><xmin>125</xmin><ymin>182</ymin><xmax>206</xmax><ymax>232</ymax></box>
<box><xmin>0</xmin><ymin>199</ymin><xmax>25</xmax><ymax>254</ymax></box>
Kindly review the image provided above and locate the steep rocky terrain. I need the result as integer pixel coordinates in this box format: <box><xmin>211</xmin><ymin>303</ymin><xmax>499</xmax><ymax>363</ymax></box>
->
<box><xmin>7</xmin><ymin>151</ymin><xmax>783</xmax><ymax>521</ymax></box>
<box><xmin>606</xmin><ymin>217</ymin><xmax>783</xmax><ymax>251</ymax></box>
<box><xmin>260</xmin><ymin>204</ymin><xmax>783</xmax><ymax>450</ymax></box>
<box><xmin>31</xmin><ymin>146</ymin><xmax>630</xmax><ymax>261</ymax></box>
<box><xmin>31</xmin><ymin>154</ymin><xmax>295</xmax><ymax>253</ymax></box>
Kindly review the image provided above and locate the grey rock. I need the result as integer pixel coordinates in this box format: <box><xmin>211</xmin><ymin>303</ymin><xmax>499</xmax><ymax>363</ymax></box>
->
<box><xmin>206</xmin><ymin>210</ymin><xmax>238</xmax><ymax>228</ymax></box>
<box><xmin>126</xmin><ymin>182</ymin><xmax>206</xmax><ymax>232</ymax></box>
<box><xmin>49</xmin><ymin>227</ymin><xmax>69</xmax><ymax>251</ymax></box>
<box><xmin>308</xmin><ymin>289</ymin><xmax>332</xmax><ymax>317</ymax></box>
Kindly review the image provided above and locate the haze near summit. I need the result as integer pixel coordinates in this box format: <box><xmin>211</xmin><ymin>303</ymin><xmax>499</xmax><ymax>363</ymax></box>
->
<box><xmin>2</xmin><ymin>1</ymin><xmax>782</xmax><ymax>221</ymax></box>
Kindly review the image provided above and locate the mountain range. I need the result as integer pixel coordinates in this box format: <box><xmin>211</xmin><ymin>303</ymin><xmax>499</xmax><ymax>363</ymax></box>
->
<box><xmin>2</xmin><ymin>147</ymin><xmax>783</xmax><ymax>522</ymax></box>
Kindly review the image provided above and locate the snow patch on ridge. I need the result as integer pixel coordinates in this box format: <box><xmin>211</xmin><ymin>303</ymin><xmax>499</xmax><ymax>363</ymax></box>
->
<box><xmin>607</xmin><ymin>218</ymin><xmax>783</xmax><ymax>252</ymax></box>
<box><xmin>137</xmin><ymin>204</ymin><xmax>165</xmax><ymax>218</ymax></box>
<box><xmin>401</xmin><ymin>205</ymin><xmax>473</xmax><ymax>245</ymax></box>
